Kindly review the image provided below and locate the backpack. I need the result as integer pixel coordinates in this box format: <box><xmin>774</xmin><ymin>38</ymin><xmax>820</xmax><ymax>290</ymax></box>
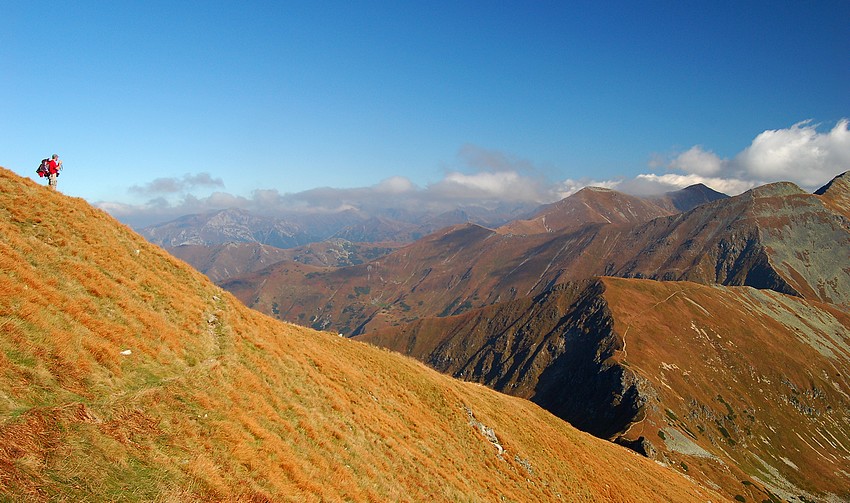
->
<box><xmin>36</xmin><ymin>159</ymin><xmax>50</xmax><ymax>177</ymax></box>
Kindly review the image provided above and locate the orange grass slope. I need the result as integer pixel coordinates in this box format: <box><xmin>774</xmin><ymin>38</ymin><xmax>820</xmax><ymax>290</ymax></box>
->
<box><xmin>364</xmin><ymin>276</ymin><xmax>850</xmax><ymax>501</ymax></box>
<box><xmin>601</xmin><ymin>277</ymin><xmax>850</xmax><ymax>502</ymax></box>
<box><xmin>0</xmin><ymin>165</ymin><xmax>726</xmax><ymax>501</ymax></box>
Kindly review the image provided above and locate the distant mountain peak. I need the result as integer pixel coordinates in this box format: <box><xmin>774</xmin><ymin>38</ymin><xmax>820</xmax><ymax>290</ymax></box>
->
<box><xmin>814</xmin><ymin>171</ymin><xmax>850</xmax><ymax>219</ymax></box>
<box><xmin>580</xmin><ymin>186</ymin><xmax>615</xmax><ymax>193</ymax></box>
<box><xmin>814</xmin><ymin>170</ymin><xmax>850</xmax><ymax>196</ymax></box>
<box><xmin>667</xmin><ymin>183</ymin><xmax>720</xmax><ymax>196</ymax></box>
<box><xmin>658</xmin><ymin>183</ymin><xmax>729</xmax><ymax>212</ymax></box>
<box><xmin>498</xmin><ymin>186</ymin><xmax>676</xmax><ymax>236</ymax></box>
<box><xmin>747</xmin><ymin>180</ymin><xmax>807</xmax><ymax>198</ymax></box>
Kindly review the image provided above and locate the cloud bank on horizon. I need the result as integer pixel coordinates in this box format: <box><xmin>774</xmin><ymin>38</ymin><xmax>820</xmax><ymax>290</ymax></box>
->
<box><xmin>99</xmin><ymin>119</ymin><xmax>850</xmax><ymax>228</ymax></box>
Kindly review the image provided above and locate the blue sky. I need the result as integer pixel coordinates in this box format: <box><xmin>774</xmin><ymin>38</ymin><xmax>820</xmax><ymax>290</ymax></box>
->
<box><xmin>2</xmin><ymin>1</ymin><xmax>849</xmax><ymax>227</ymax></box>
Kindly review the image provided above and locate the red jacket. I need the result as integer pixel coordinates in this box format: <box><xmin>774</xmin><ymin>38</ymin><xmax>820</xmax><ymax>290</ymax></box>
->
<box><xmin>48</xmin><ymin>159</ymin><xmax>60</xmax><ymax>175</ymax></box>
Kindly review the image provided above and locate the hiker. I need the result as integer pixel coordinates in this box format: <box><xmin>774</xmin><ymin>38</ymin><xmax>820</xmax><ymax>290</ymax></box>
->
<box><xmin>46</xmin><ymin>154</ymin><xmax>62</xmax><ymax>190</ymax></box>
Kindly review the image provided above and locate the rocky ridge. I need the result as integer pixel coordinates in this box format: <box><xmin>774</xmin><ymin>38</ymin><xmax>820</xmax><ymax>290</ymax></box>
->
<box><xmin>361</xmin><ymin>277</ymin><xmax>850</xmax><ymax>502</ymax></box>
<box><xmin>140</xmin><ymin>203</ymin><xmax>537</xmax><ymax>248</ymax></box>
<box><xmin>497</xmin><ymin>183</ymin><xmax>727</xmax><ymax>236</ymax></box>
<box><xmin>225</xmin><ymin>173</ymin><xmax>850</xmax><ymax>335</ymax></box>
<box><xmin>168</xmin><ymin>239</ymin><xmax>402</xmax><ymax>283</ymax></box>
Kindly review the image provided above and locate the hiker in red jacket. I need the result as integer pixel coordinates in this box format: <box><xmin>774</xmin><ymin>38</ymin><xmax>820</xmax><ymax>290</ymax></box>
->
<box><xmin>47</xmin><ymin>154</ymin><xmax>62</xmax><ymax>190</ymax></box>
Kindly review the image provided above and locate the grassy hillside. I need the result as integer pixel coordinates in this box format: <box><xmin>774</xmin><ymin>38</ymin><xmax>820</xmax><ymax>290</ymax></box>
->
<box><xmin>0</xmin><ymin>167</ymin><xmax>724</xmax><ymax>501</ymax></box>
<box><xmin>362</xmin><ymin>276</ymin><xmax>850</xmax><ymax>501</ymax></box>
<box><xmin>603</xmin><ymin>277</ymin><xmax>850</xmax><ymax>501</ymax></box>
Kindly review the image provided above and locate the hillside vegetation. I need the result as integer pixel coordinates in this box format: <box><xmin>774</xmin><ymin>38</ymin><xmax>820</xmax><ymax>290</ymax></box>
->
<box><xmin>0</xmin><ymin>167</ymin><xmax>723</xmax><ymax>501</ymax></box>
<box><xmin>168</xmin><ymin>240</ymin><xmax>401</xmax><ymax>284</ymax></box>
<box><xmin>364</xmin><ymin>278</ymin><xmax>850</xmax><ymax>501</ymax></box>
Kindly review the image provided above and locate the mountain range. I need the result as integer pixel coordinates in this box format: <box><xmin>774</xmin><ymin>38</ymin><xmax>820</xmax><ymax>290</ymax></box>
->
<box><xmin>7</xmin><ymin>164</ymin><xmax>846</xmax><ymax>501</ymax></box>
<box><xmin>1</xmin><ymin>166</ymin><xmax>729</xmax><ymax>501</ymax></box>
<box><xmin>211</xmin><ymin>171</ymin><xmax>850</xmax><ymax>502</ymax></box>
<box><xmin>143</xmin><ymin>184</ymin><xmax>727</xmax><ymax>285</ymax></box>
<box><xmin>166</xmin><ymin>240</ymin><xmax>402</xmax><ymax>283</ymax></box>
<box><xmin>139</xmin><ymin>202</ymin><xmax>539</xmax><ymax>249</ymax></box>
<box><xmin>223</xmin><ymin>175</ymin><xmax>850</xmax><ymax>334</ymax></box>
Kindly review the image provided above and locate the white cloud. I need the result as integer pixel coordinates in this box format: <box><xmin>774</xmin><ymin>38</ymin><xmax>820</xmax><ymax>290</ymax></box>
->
<box><xmin>735</xmin><ymin>119</ymin><xmax>850</xmax><ymax>187</ymax></box>
<box><xmin>128</xmin><ymin>172</ymin><xmax>225</xmax><ymax>196</ymax></box>
<box><xmin>457</xmin><ymin>143</ymin><xmax>534</xmax><ymax>173</ymax></box>
<box><xmin>425</xmin><ymin>145</ymin><xmax>554</xmax><ymax>202</ymax></box>
<box><xmin>558</xmin><ymin>121</ymin><xmax>847</xmax><ymax>198</ymax></box>
<box><xmin>553</xmin><ymin>178</ymin><xmax>622</xmax><ymax>200</ymax></box>
<box><xmin>374</xmin><ymin>176</ymin><xmax>415</xmax><ymax>194</ymax></box>
<box><xmin>431</xmin><ymin>171</ymin><xmax>538</xmax><ymax>200</ymax></box>
<box><xmin>668</xmin><ymin>146</ymin><xmax>726</xmax><ymax>176</ymax></box>
<box><xmin>640</xmin><ymin>119</ymin><xmax>850</xmax><ymax>195</ymax></box>
<box><xmin>98</xmin><ymin>146</ymin><xmax>559</xmax><ymax>228</ymax></box>
<box><xmin>627</xmin><ymin>173</ymin><xmax>757</xmax><ymax>196</ymax></box>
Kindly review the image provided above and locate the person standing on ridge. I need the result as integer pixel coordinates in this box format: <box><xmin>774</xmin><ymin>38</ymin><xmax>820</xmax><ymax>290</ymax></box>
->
<box><xmin>47</xmin><ymin>154</ymin><xmax>62</xmax><ymax>190</ymax></box>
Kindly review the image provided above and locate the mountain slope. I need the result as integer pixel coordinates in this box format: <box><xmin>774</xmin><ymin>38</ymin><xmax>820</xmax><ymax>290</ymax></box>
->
<box><xmin>361</xmin><ymin>277</ymin><xmax>850</xmax><ymax>502</ymax></box>
<box><xmin>497</xmin><ymin>184</ymin><xmax>727</xmax><ymax>237</ymax></box>
<box><xmin>497</xmin><ymin>186</ymin><xmax>677</xmax><ymax>236</ymax></box>
<box><xmin>140</xmin><ymin>208</ymin><xmax>327</xmax><ymax>248</ymax></box>
<box><xmin>140</xmin><ymin>203</ymin><xmax>537</xmax><ymax>249</ymax></box>
<box><xmin>815</xmin><ymin>170</ymin><xmax>850</xmax><ymax>220</ymax></box>
<box><xmin>610</xmin><ymin>181</ymin><xmax>850</xmax><ymax>304</ymax></box>
<box><xmin>652</xmin><ymin>183</ymin><xmax>730</xmax><ymax>213</ymax></box>
<box><xmin>167</xmin><ymin>239</ymin><xmax>400</xmax><ymax>283</ymax></box>
<box><xmin>166</xmin><ymin>242</ymin><xmax>296</xmax><ymax>283</ymax></box>
<box><xmin>0</xmin><ymin>167</ymin><xmax>722</xmax><ymax>501</ymax></box>
<box><xmin>227</xmin><ymin>175</ymin><xmax>850</xmax><ymax>335</ymax></box>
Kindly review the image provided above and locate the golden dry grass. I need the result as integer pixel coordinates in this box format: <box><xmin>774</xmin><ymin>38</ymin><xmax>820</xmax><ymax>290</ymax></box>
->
<box><xmin>601</xmin><ymin>276</ymin><xmax>850</xmax><ymax>501</ymax></box>
<box><xmin>0</xmin><ymin>168</ymin><xmax>725</xmax><ymax>502</ymax></box>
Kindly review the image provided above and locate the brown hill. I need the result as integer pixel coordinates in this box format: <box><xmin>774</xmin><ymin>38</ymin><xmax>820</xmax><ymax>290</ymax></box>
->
<box><xmin>168</xmin><ymin>239</ymin><xmax>401</xmax><ymax>283</ymax></box>
<box><xmin>0</xmin><ymin>167</ymin><xmax>724</xmax><ymax>501</ymax></box>
<box><xmin>497</xmin><ymin>184</ymin><xmax>727</xmax><ymax>237</ymax></box>
<box><xmin>226</xmin><ymin>175</ymin><xmax>850</xmax><ymax>334</ymax></box>
<box><xmin>361</xmin><ymin>277</ymin><xmax>850</xmax><ymax>502</ymax></box>
<box><xmin>613</xmin><ymin>181</ymin><xmax>850</xmax><ymax>304</ymax></box>
<box><xmin>815</xmin><ymin>170</ymin><xmax>850</xmax><ymax>220</ymax></box>
<box><xmin>167</xmin><ymin>242</ymin><xmax>295</xmax><ymax>283</ymax></box>
<box><xmin>652</xmin><ymin>183</ymin><xmax>730</xmax><ymax>213</ymax></box>
<box><xmin>497</xmin><ymin>186</ymin><xmax>676</xmax><ymax>236</ymax></box>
